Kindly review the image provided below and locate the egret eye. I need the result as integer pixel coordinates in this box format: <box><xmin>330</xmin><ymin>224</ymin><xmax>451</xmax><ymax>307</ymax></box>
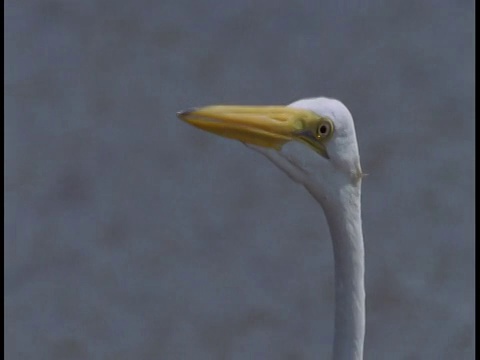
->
<box><xmin>316</xmin><ymin>122</ymin><xmax>332</xmax><ymax>139</ymax></box>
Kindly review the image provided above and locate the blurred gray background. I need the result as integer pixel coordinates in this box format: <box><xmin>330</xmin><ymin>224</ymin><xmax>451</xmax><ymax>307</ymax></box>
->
<box><xmin>5</xmin><ymin>1</ymin><xmax>475</xmax><ymax>359</ymax></box>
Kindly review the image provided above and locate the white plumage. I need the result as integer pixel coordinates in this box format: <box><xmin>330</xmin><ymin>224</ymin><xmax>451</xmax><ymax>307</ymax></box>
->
<box><xmin>178</xmin><ymin>97</ymin><xmax>365</xmax><ymax>360</ymax></box>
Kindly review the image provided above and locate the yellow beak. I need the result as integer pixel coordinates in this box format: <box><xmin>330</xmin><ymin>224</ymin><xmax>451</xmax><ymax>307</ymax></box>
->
<box><xmin>176</xmin><ymin>105</ymin><xmax>321</xmax><ymax>150</ymax></box>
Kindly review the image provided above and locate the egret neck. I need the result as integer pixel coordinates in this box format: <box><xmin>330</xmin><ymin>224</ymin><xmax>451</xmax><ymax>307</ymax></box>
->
<box><xmin>308</xmin><ymin>179</ymin><xmax>365</xmax><ymax>360</ymax></box>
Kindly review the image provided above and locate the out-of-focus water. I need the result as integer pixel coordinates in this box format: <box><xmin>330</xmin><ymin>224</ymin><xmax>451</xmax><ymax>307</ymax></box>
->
<box><xmin>5</xmin><ymin>1</ymin><xmax>474</xmax><ymax>359</ymax></box>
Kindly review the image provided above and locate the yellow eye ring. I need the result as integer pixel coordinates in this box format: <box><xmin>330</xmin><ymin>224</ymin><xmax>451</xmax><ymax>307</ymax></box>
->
<box><xmin>316</xmin><ymin>120</ymin><xmax>333</xmax><ymax>139</ymax></box>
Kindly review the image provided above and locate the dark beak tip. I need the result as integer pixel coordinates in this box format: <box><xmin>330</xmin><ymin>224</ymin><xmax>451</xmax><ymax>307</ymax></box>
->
<box><xmin>176</xmin><ymin>107</ymin><xmax>198</xmax><ymax>120</ymax></box>
<box><xmin>176</xmin><ymin>110</ymin><xmax>187</xmax><ymax>120</ymax></box>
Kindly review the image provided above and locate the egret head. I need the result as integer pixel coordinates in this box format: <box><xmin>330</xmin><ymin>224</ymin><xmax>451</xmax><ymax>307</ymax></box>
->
<box><xmin>177</xmin><ymin>97</ymin><xmax>362</xmax><ymax>200</ymax></box>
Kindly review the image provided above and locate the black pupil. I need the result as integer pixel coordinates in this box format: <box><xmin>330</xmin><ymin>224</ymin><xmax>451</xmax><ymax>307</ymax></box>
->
<box><xmin>320</xmin><ymin>125</ymin><xmax>328</xmax><ymax>134</ymax></box>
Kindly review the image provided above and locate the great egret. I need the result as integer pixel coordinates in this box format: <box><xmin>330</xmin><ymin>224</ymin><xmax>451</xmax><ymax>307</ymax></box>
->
<box><xmin>177</xmin><ymin>97</ymin><xmax>365</xmax><ymax>360</ymax></box>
